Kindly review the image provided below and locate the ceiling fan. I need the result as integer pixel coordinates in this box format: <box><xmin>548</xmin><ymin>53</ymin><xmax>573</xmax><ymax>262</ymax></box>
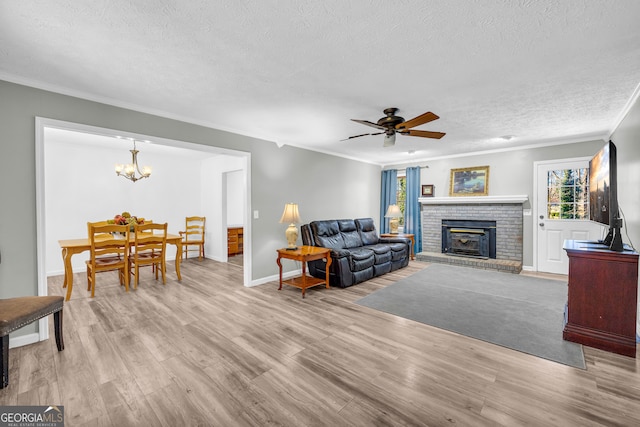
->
<box><xmin>343</xmin><ymin>107</ymin><xmax>445</xmax><ymax>147</ymax></box>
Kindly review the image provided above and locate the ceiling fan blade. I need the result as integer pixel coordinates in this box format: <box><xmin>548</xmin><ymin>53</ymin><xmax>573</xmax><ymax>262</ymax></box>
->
<box><xmin>396</xmin><ymin>112</ymin><xmax>439</xmax><ymax>130</ymax></box>
<box><xmin>383</xmin><ymin>133</ymin><xmax>396</xmax><ymax>147</ymax></box>
<box><xmin>351</xmin><ymin>119</ymin><xmax>387</xmax><ymax>130</ymax></box>
<box><xmin>405</xmin><ymin>129</ymin><xmax>446</xmax><ymax>139</ymax></box>
<box><xmin>340</xmin><ymin>132</ymin><xmax>384</xmax><ymax>141</ymax></box>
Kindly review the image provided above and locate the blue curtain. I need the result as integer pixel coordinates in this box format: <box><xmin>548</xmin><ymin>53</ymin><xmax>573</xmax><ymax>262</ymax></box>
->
<box><xmin>380</xmin><ymin>169</ymin><xmax>397</xmax><ymax>233</ymax></box>
<box><xmin>405</xmin><ymin>166</ymin><xmax>422</xmax><ymax>254</ymax></box>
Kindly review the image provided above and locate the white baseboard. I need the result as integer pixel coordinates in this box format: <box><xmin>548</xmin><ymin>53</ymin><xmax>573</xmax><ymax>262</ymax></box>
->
<box><xmin>48</xmin><ymin>268</ymin><xmax>66</xmax><ymax>276</ymax></box>
<box><xmin>250</xmin><ymin>269</ymin><xmax>301</xmax><ymax>287</ymax></box>
<box><xmin>521</xmin><ymin>265</ymin><xmax>534</xmax><ymax>271</ymax></box>
<box><xmin>9</xmin><ymin>332</ymin><xmax>40</xmax><ymax>349</ymax></box>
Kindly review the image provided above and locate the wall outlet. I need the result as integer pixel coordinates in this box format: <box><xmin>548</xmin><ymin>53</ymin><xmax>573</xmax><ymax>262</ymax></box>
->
<box><xmin>253</xmin><ymin>210</ymin><xmax>259</xmax><ymax>219</ymax></box>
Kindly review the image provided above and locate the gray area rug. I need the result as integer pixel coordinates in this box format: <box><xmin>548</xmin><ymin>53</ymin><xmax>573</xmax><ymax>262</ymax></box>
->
<box><xmin>356</xmin><ymin>263</ymin><xmax>585</xmax><ymax>369</ymax></box>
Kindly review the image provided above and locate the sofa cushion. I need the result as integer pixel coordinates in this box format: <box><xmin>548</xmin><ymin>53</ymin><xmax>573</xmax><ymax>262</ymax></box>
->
<box><xmin>367</xmin><ymin>244</ymin><xmax>391</xmax><ymax>255</ymax></box>
<box><xmin>365</xmin><ymin>244</ymin><xmax>392</xmax><ymax>264</ymax></box>
<box><xmin>355</xmin><ymin>218</ymin><xmax>379</xmax><ymax>245</ymax></box>
<box><xmin>311</xmin><ymin>220</ymin><xmax>345</xmax><ymax>250</ymax></box>
<box><xmin>389</xmin><ymin>242</ymin><xmax>409</xmax><ymax>261</ymax></box>
<box><xmin>338</xmin><ymin>219</ymin><xmax>363</xmax><ymax>249</ymax></box>
<box><xmin>375</xmin><ymin>251</ymin><xmax>392</xmax><ymax>264</ymax></box>
<box><xmin>348</xmin><ymin>247</ymin><xmax>375</xmax><ymax>271</ymax></box>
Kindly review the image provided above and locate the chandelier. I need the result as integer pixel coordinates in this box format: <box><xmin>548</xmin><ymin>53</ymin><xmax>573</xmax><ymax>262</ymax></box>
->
<box><xmin>114</xmin><ymin>140</ymin><xmax>151</xmax><ymax>182</ymax></box>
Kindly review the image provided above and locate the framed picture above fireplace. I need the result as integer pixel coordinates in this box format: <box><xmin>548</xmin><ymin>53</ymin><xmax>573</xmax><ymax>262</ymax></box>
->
<box><xmin>449</xmin><ymin>166</ymin><xmax>489</xmax><ymax>196</ymax></box>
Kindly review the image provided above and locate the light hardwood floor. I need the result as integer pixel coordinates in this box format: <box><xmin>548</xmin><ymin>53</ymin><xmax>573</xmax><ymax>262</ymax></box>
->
<box><xmin>1</xmin><ymin>259</ymin><xmax>639</xmax><ymax>426</ymax></box>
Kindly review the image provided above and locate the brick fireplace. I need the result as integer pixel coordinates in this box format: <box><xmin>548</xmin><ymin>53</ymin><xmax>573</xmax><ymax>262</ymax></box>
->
<box><xmin>417</xmin><ymin>195</ymin><xmax>527</xmax><ymax>273</ymax></box>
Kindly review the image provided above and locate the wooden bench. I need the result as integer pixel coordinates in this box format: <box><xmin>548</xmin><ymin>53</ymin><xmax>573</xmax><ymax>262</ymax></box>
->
<box><xmin>0</xmin><ymin>296</ymin><xmax>65</xmax><ymax>389</ymax></box>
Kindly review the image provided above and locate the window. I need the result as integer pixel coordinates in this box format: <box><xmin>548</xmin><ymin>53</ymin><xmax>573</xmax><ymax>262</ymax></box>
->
<box><xmin>396</xmin><ymin>175</ymin><xmax>406</xmax><ymax>227</ymax></box>
<box><xmin>547</xmin><ymin>168</ymin><xmax>589</xmax><ymax>220</ymax></box>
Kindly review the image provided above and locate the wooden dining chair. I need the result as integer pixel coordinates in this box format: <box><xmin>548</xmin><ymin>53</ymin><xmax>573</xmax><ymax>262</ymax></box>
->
<box><xmin>179</xmin><ymin>216</ymin><xmax>205</xmax><ymax>260</ymax></box>
<box><xmin>87</xmin><ymin>220</ymin><xmax>111</xmax><ymax>238</ymax></box>
<box><xmin>86</xmin><ymin>223</ymin><xmax>130</xmax><ymax>298</ymax></box>
<box><xmin>129</xmin><ymin>222</ymin><xmax>168</xmax><ymax>288</ymax></box>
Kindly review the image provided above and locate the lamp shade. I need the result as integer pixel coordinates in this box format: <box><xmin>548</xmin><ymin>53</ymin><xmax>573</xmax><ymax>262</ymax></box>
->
<box><xmin>384</xmin><ymin>204</ymin><xmax>402</xmax><ymax>234</ymax></box>
<box><xmin>279</xmin><ymin>203</ymin><xmax>301</xmax><ymax>224</ymax></box>
<box><xmin>384</xmin><ymin>204</ymin><xmax>402</xmax><ymax>218</ymax></box>
<box><xmin>279</xmin><ymin>203</ymin><xmax>301</xmax><ymax>250</ymax></box>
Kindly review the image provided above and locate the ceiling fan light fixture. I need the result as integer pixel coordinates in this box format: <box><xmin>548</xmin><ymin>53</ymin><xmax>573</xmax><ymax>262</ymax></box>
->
<box><xmin>383</xmin><ymin>133</ymin><xmax>396</xmax><ymax>147</ymax></box>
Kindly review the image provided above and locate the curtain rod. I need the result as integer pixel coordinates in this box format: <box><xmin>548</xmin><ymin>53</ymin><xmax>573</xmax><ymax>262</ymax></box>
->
<box><xmin>383</xmin><ymin>165</ymin><xmax>429</xmax><ymax>171</ymax></box>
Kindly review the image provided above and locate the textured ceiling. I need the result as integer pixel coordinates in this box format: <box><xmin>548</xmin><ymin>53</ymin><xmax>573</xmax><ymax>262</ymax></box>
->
<box><xmin>2</xmin><ymin>1</ymin><xmax>640</xmax><ymax>165</ymax></box>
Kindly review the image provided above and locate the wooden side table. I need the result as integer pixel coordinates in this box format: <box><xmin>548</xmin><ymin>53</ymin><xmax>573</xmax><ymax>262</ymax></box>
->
<box><xmin>380</xmin><ymin>233</ymin><xmax>415</xmax><ymax>260</ymax></box>
<box><xmin>276</xmin><ymin>246</ymin><xmax>332</xmax><ymax>298</ymax></box>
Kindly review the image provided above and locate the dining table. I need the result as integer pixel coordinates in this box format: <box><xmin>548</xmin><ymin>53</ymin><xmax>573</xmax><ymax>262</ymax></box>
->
<box><xmin>58</xmin><ymin>233</ymin><xmax>183</xmax><ymax>301</ymax></box>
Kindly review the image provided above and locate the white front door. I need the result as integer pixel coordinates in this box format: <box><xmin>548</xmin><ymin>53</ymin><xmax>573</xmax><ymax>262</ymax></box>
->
<box><xmin>535</xmin><ymin>158</ymin><xmax>605</xmax><ymax>274</ymax></box>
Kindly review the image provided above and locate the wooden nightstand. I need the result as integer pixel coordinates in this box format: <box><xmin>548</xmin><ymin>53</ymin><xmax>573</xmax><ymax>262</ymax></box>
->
<box><xmin>380</xmin><ymin>233</ymin><xmax>415</xmax><ymax>260</ymax></box>
<box><xmin>276</xmin><ymin>246</ymin><xmax>332</xmax><ymax>298</ymax></box>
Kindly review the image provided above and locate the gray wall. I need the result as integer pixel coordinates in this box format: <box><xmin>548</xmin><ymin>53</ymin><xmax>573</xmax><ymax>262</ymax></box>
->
<box><xmin>612</xmin><ymin>95</ymin><xmax>640</xmax><ymax>255</ymax></box>
<box><xmin>386</xmin><ymin>140</ymin><xmax>608</xmax><ymax>267</ymax></box>
<box><xmin>610</xmin><ymin>92</ymin><xmax>640</xmax><ymax>338</ymax></box>
<box><xmin>0</xmin><ymin>80</ymin><xmax>381</xmax><ymax>300</ymax></box>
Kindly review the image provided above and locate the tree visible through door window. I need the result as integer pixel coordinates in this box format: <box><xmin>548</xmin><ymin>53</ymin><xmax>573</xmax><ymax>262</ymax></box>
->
<box><xmin>547</xmin><ymin>168</ymin><xmax>589</xmax><ymax>219</ymax></box>
<box><xmin>396</xmin><ymin>175</ymin><xmax>406</xmax><ymax>227</ymax></box>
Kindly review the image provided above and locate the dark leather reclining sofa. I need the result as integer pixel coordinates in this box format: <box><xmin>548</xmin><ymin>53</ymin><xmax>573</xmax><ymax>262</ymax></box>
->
<box><xmin>300</xmin><ymin>218</ymin><xmax>412</xmax><ymax>288</ymax></box>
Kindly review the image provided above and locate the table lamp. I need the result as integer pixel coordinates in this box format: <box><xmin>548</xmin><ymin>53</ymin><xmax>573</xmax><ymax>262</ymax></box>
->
<box><xmin>385</xmin><ymin>204</ymin><xmax>402</xmax><ymax>234</ymax></box>
<box><xmin>279</xmin><ymin>203</ymin><xmax>301</xmax><ymax>250</ymax></box>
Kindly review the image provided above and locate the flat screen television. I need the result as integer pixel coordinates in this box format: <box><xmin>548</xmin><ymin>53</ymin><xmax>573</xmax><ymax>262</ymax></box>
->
<box><xmin>589</xmin><ymin>140</ymin><xmax>623</xmax><ymax>251</ymax></box>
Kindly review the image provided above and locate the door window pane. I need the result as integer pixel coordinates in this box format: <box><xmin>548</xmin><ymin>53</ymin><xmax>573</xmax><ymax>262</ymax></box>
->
<box><xmin>547</xmin><ymin>168</ymin><xmax>589</xmax><ymax>220</ymax></box>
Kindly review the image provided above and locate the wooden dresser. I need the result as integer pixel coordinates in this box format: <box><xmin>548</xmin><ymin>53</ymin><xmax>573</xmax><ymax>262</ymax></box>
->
<box><xmin>563</xmin><ymin>240</ymin><xmax>638</xmax><ymax>357</ymax></box>
<box><xmin>227</xmin><ymin>227</ymin><xmax>244</xmax><ymax>256</ymax></box>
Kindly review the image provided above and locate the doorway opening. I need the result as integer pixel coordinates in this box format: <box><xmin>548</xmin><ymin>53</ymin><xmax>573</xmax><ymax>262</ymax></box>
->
<box><xmin>35</xmin><ymin>117</ymin><xmax>252</xmax><ymax>302</ymax></box>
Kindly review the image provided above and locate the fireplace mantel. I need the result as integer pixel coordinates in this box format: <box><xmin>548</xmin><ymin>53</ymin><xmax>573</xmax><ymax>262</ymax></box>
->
<box><xmin>419</xmin><ymin>195</ymin><xmax>528</xmax><ymax>205</ymax></box>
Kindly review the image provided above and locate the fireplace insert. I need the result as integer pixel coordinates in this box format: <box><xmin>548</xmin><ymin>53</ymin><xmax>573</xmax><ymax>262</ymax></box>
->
<box><xmin>442</xmin><ymin>219</ymin><xmax>496</xmax><ymax>259</ymax></box>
